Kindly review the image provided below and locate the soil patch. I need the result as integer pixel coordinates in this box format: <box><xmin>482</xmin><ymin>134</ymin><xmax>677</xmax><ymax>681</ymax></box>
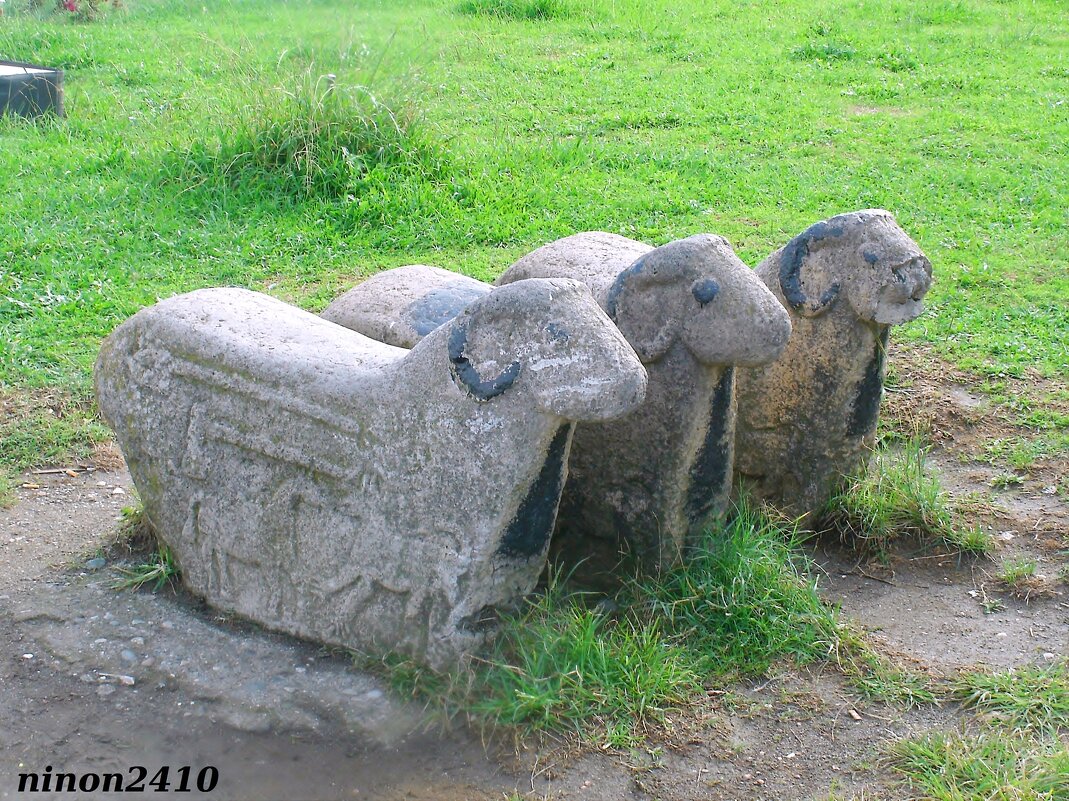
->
<box><xmin>1</xmin><ymin>349</ymin><xmax>1067</xmax><ymax>799</ymax></box>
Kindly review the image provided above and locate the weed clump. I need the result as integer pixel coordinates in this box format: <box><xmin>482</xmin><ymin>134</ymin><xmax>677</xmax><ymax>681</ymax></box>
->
<box><xmin>888</xmin><ymin>731</ymin><xmax>1069</xmax><ymax>798</ymax></box>
<box><xmin>178</xmin><ymin>70</ymin><xmax>443</xmax><ymax>201</ymax></box>
<box><xmin>457</xmin><ymin>0</ymin><xmax>573</xmax><ymax>20</ymax></box>
<box><xmin>112</xmin><ymin>539</ymin><xmax>179</xmax><ymax>591</ymax></box>
<box><xmin>789</xmin><ymin>41</ymin><xmax>857</xmax><ymax>62</ymax></box>
<box><xmin>376</xmin><ymin>502</ymin><xmax>840</xmax><ymax>744</ymax></box>
<box><xmin>110</xmin><ymin>505</ymin><xmax>180</xmax><ymax>592</ymax></box>
<box><xmin>639</xmin><ymin>502</ymin><xmax>837</xmax><ymax>677</ymax></box>
<box><xmin>992</xmin><ymin>556</ymin><xmax>1052</xmax><ymax>600</ymax></box>
<box><xmin>954</xmin><ymin>661</ymin><xmax>1069</xmax><ymax>733</ymax></box>
<box><xmin>470</xmin><ymin>595</ymin><xmax>697</xmax><ymax>745</ymax></box>
<box><xmin>818</xmin><ymin>438</ymin><xmax>990</xmax><ymax>557</ymax></box>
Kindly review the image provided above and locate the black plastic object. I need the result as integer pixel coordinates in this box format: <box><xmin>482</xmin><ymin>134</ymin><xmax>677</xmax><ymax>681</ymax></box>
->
<box><xmin>0</xmin><ymin>60</ymin><xmax>64</xmax><ymax>118</ymax></box>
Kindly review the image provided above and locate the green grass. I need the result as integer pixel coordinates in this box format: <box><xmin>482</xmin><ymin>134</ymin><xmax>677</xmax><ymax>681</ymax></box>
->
<box><xmin>109</xmin><ymin>505</ymin><xmax>180</xmax><ymax>591</ymax></box>
<box><xmin>457</xmin><ymin>0</ymin><xmax>575</xmax><ymax>19</ymax></box>
<box><xmin>889</xmin><ymin>663</ymin><xmax>1069</xmax><ymax>798</ymax></box>
<box><xmin>982</xmin><ymin>434</ymin><xmax>1069</xmax><ymax>472</ymax></box>
<box><xmin>170</xmin><ymin>65</ymin><xmax>443</xmax><ymax>201</ymax></box>
<box><xmin>456</xmin><ymin>592</ymin><xmax>698</xmax><ymax>745</ymax></box>
<box><xmin>379</xmin><ymin>502</ymin><xmax>840</xmax><ymax>745</ymax></box>
<box><xmin>996</xmin><ymin>556</ymin><xmax>1039</xmax><ymax>590</ymax></box>
<box><xmin>112</xmin><ymin>540</ymin><xmax>179</xmax><ymax>591</ymax></box>
<box><xmin>819</xmin><ymin>437</ymin><xmax>992</xmax><ymax>557</ymax></box>
<box><xmin>639</xmin><ymin>503</ymin><xmax>837</xmax><ymax>676</ymax></box>
<box><xmin>0</xmin><ymin>0</ymin><xmax>1066</xmax><ymax>479</ymax></box>
<box><xmin>889</xmin><ymin>731</ymin><xmax>1069</xmax><ymax>800</ymax></box>
<box><xmin>834</xmin><ymin>626</ymin><xmax>939</xmax><ymax>708</ymax></box>
<box><xmin>954</xmin><ymin>661</ymin><xmax>1069</xmax><ymax>733</ymax></box>
<box><xmin>0</xmin><ymin>388</ymin><xmax>112</xmax><ymax>503</ymax></box>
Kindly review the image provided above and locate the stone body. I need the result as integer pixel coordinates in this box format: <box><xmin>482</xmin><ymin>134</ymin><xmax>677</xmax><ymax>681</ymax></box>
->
<box><xmin>734</xmin><ymin>209</ymin><xmax>933</xmax><ymax>515</ymax></box>
<box><xmin>95</xmin><ymin>281</ymin><xmax>646</xmax><ymax>669</ymax></box>
<box><xmin>498</xmin><ymin>232</ymin><xmax>792</xmax><ymax>572</ymax></box>
<box><xmin>322</xmin><ymin>265</ymin><xmax>490</xmax><ymax>349</ymax></box>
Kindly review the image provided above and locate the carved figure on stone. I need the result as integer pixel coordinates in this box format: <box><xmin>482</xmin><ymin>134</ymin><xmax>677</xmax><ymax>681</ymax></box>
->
<box><xmin>734</xmin><ymin>209</ymin><xmax>933</xmax><ymax>515</ymax></box>
<box><xmin>95</xmin><ymin>280</ymin><xmax>647</xmax><ymax>669</ymax></box>
<box><xmin>325</xmin><ymin>233</ymin><xmax>791</xmax><ymax>573</ymax></box>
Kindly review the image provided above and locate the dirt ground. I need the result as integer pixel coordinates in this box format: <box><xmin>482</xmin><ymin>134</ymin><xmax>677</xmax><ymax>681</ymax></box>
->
<box><xmin>1</xmin><ymin>353</ymin><xmax>1066</xmax><ymax>800</ymax></box>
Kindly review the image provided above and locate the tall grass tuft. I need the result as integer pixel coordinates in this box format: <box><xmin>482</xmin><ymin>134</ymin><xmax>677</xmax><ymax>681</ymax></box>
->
<box><xmin>176</xmin><ymin>68</ymin><xmax>443</xmax><ymax>201</ymax></box>
<box><xmin>818</xmin><ymin>438</ymin><xmax>990</xmax><ymax>557</ymax></box>
<box><xmin>953</xmin><ymin>661</ymin><xmax>1069</xmax><ymax>733</ymax></box>
<box><xmin>640</xmin><ymin>500</ymin><xmax>838</xmax><ymax>677</ymax></box>
<box><xmin>110</xmin><ymin>506</ymin><xmax>180</xmax><ymax>592</ymax></box>
<box><xmin>466</xmin><ymin>590</ymin><xmax>698</xmax><ymax>745</ymax></box>
<box><xmin>375</xmin><ymin>502</ymin><xmax>841</xmax><ymax>744</ymax></box>
<box><xmin>457</xmin><ymin>0</ymin><xmax>574</xmax><ymax>20</ymax></box>
<box><xmin>888</xmin><ymin>731</ymin><xmax>1069</xmax><ymax>799</ymax></box>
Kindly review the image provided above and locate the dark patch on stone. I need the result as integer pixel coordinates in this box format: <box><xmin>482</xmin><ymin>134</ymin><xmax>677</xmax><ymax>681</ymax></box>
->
<box><xmin>406</xmin><ymin>283</ymin><xmax>489</xmax><ymax>337</ymax></box>
<box><xmin>545</xmin><ymin>322</ymin><xmax>570</xmax><ymax>342</ymax></box>
<box><xmin>605</xmin><ymin>254</ymin><xmax>648</xmax><ymax>321</ymax></box>
<box><xmin>497</xmin><ymin>424</ymin><xmax>573</xmax><ymax>560</ymax></box>
<box><xmin>847</xmin><ymin>327</ymin><xmax>889</xmax><ymax>438</ymax></box>
<box><xmin>779</xmin><ymin>218</ymin><xmax>847</xmax><ymax>313</ymax></box>
<box><xmin>447</xmin><ymin>321</ymin><xmax>520</xmax><ymax>401</ymax></box>
<box><xmin>685</xmin><ymin>367</ymin><xmax>735</xmax><ymax>524</ymax></box>
<box><xmin>692</xmin><ymin>278</ymin><xmax>720</xmax><ymax>306</ymax></box>
<box><xmin>862</xmin><ymin>248</ymin><xmax>880</xmax><ymax>265</ymax></box>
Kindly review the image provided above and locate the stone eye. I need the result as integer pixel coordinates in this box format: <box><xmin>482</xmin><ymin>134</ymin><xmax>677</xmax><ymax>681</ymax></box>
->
<box><xmin>692</xmin><ymin>278</ymin><xmax>720</xmax><ymax>307</ymax></box>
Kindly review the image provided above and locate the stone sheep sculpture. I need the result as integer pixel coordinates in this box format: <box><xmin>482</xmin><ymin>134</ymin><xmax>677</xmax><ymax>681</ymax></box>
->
<box><xmin>325</xmin><ymin>233</ymin><xmax>792</xmax><ymax>574</ymax></box>
<box><xmin>95</xmin><ymin>281</ymin><xmax>647</xmax><ymax>669</ymax></box>
<box><xmin>499</xmin><ymin>233</ymin><xmax>791</xmax><ymax>573</ymax></box>
<box><xmin>734</xmin><ymin>209</ymin><xmax>933</xmax><ymax>516</ymax></box>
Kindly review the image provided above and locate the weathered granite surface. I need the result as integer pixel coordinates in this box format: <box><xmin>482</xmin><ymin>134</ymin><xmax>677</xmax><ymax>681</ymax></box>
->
<box><xmin>498</xmin><ymin>232</ymin><xmax>792</xmax><ymax>572</ymax></box>
<box><xmin>95</xmin><ymin>280</ymin><xmax>646</xmax><ymax>668</ymax></box>
<box><xmin>322</xmin><ymin>265</ymin><xmax>490</xmax><ymax>349</ymax></box>
<box><xmin>734</xmin><ymin>209</ymin><xmax>933</xmax><ymax>515</ymax></box>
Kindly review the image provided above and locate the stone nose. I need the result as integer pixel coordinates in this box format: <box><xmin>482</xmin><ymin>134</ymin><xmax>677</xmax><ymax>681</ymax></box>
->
<box><xmin>908</xmin><ymin>260</ymin><xmax>933</xmax><ymax>301</ymax></box>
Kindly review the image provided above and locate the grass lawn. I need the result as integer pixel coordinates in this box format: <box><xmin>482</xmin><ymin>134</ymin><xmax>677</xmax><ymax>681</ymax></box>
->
<box><xmin>1</xmin><ymin>0</ymin><xmax>1066</xmax><ymax>433</ymax></box>
<box><xmin>2</xmin><ymin>1</ymin><xmax>1067</xmax><ymax>792</ymax></box>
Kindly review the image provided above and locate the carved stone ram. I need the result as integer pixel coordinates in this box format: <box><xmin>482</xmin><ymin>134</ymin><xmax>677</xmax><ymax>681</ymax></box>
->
<box><xmin>325</xmin><ymin>233</ymin><xmax>791</xmax><ymax>573</ymax></box>
<box><xmin>95</xmin><ymin>280</ymin><xmax>646</xmax><ymax>668</ymax></box>
<box><xmin>734</xmin><ymin>209</ymin><xmax>933</xmax><ymax>515</ymax></box>
<box><xmin>499</xmin><ymin>233</ymin><xmax>791</xmax><ymax>572</ymax></box>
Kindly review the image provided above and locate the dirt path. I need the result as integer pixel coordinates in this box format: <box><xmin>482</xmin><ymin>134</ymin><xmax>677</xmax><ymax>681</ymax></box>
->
<box><xmin>1</xmin><ymin>470</ymin><xmax>516</xmax><ymax>801</ymax></box>
<box><xmin>2</xmin><ymin>391</ymin><xmax>1067</xmax><ymax>801</ymax></box>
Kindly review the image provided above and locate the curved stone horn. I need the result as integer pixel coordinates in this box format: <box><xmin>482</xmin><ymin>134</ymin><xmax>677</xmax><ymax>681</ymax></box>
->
<box><xmin>447</xmin><ymin>318</ymin><xmax>521</xmax><ymax>401</ymax></box>
<box><xmin>778</xmin><ymin>217</ymin><xmax>847</xmax><ymax>316</ymax></box>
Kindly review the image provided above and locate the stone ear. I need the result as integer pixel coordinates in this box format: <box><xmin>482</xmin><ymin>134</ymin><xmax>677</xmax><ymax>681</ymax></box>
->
<box><xmin>605</xmin><ymin>256</ymin><xmax>679</xmax><ymax>363</ymax></box>
<box><xmin>778</xmin><ymin>220</ymin><xmax>845</xmax><ymax>318</ymax></box>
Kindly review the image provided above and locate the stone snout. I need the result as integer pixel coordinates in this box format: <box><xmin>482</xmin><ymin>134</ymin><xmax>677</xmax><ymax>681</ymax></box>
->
<box><xmin>600</xmin><ymin>233</ymin><xmax>791</xmax><ymax>370</ymax></box>
<box><xmin>857</xmin><ymin>254</ymin><xmax>932</xmax><ymax>325</ymax></box>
